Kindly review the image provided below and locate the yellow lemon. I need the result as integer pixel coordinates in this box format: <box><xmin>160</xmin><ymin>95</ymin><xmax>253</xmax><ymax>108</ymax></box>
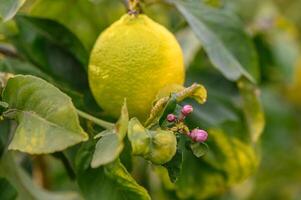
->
<box><xmin>88</xmin><ymin>14</ymin><xmax>185</xmax><ymax>120</ymax></box>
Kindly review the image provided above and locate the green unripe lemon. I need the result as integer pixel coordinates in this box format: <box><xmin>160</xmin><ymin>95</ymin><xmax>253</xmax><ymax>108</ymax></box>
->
<box><xmin>88</xmin><ymin>14</ymin><xmax>185</xmax><ymax>120</ymax></box>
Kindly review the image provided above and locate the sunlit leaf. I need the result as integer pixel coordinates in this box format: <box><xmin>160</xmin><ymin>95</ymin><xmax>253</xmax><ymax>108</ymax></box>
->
<box><xmin>91</xmin><ymin>133</ymin><xmax>122</xmax><ymax>168</ymax></box>
<box><xmin>188</xmin><ymin>84</ymin><xmax>207</xmax><ymax>104</ymax></box>
<box><xmin>238</xmin><ymin>78</ymin><xmax>265</xmax><ymax>142</ymax></box>
<box><xmin>128</xmin><ymin>118</ymin><xmax>150</xmax><ymax>156</ymax></box>
<box><xmin>0</xmin><ymin>0</ymin><xmax>25</xmax><ymax>22</ymax></box>
<box><xmin>91</xmin><ymin>102</ymin><xmax>128</xmax><ymax>168</ymax></box>
<box><xmin>2</xmin><ymin>75</ymin><xmax>88</xmax><ymax>154</ymax></box>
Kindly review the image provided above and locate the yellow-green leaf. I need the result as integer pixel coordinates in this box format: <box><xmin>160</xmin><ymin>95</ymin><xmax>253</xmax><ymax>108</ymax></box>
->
<box><xmin>238</xmin><ymin>78</ymin><xmax>265</xmax><ymax>142</ymax></box>
<box><xmin>2</xmin><ymin>75</ymin><xmax>88</xmax><ymax>154</ymax></box>
<box><xmin>0</xmin><ymin>0</ymin><xmax>25</xmax><ymax>22</ymax></box>
<box><xmin>91</xmin><ymin>102</ymin><xmax>128</xmax><ymax>168</ymax></box>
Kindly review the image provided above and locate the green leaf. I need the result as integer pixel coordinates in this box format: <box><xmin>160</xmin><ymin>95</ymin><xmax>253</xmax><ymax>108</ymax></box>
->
<box><xmin>91</xmin><ymin>102</ymin><xmax>128</xmax><ymax>168</ymax></box>
<box><xmin>163</xmin><ymin>135</ymin><xmax>185</xmax><ymax>183</ymax></box>
<box><xmin>76</xmin><ymin>141</ymin><xmax>151</xmax><ymax>200</ymax></box>
<box><xmin>105</xmin><ymin>160</ymin><xmax>151</xmax><ymax>200</ymax></box>
<box><xmin>2</xmin><ymin>75</ymin><xmax>88</xmax><ymax>154</ymax></box>
<box><xmin>176</xmin><ymin>28</ymin><xmax>201</xmax><ymax>67</ymax></box>
<box><xmin>145</xmin><ymin>83</ymin><xmax>207</xmax><ymax>127</ymax></box>
<box><xmin>128</xmin><ymin>118</ymin><xmax>177</xmax><ymax>165</ymax></box>
<box><xmin>238</xmin><ymin>78</ymin><xmax>265</xmax><ymax>143</ymax></box>
<box><xmin>0</xmin><ymin>58</ymin><xmax>50</xmax><ymax>80</ymax></box>
<box><xmin>0</xmin><ymin>101</ymin><xmax>9</xmax><ymax>114</ymax></box>
<box><xmin>30</xmin><ymin>0</ymin><xmax>124</xmax><ymax>49</ymax></box>
<box><xmin>128</xmin><ymin>118</ymin><xmax>150</xmax><ymax>157</ymax></box>
<box><xmin>203</xmin><ymin>0</ymin><xmax>222</xmax><ymax>7</ymax></box>
<box><xmin>91</xmin><ymin>133</ymin><xmax>123</xmax><ymax>168</ymax></box>
<box><xmin>94</xmin><ymin>130</ymin><xmax>111</xmax><ymax>139</ymax></box>
<box><xmin>0</xmin><ymin>57</ymin><xmax>100</xmax><ymax>115</ymax></box>
<box><xmin>169</xmin><ymin>38</ymin><xmax>263</xmax><ymax>199</ymax></box>
<box><xmin>163</xmin><ymin>149</ymin><xmax>182</xmax><ymax>183</ymax></box>
<box><xmin>174</xmin><ymin>83</ymin><xmax>207</xmax><ymax>104</ymax></box>
<box><xmin>0</xmin><ymin>72</ymin><xmax>14</xmax><ymax>91</ymax></box>
<box><xmin>173</xmin><ymin>0</ymin><xmax>259</xmax><ymax>82</ymax></box>
<box><xmin>0</xmin><ymin>0</ymin><xmax>25</xmax><ymax>22</ymax></box>
<box><xmin>179</xmin><ymin>69</ymin><xmax>237</xmax><ymax>127</ymax></box>
<box><xmin>0</xmin><ymin>120</ymin><xmax>12</xmax><ymax>157</ymax></box>
<box><xmin>203</xmin><ymin>129</ymin><xmax>259</xmax><ymax>185</ymax></box>
<box><xmin>0</xmin><ymin>152</ymin><xmax>81</xmax><ymax>200</ymax></box>
<box><xmin>190</xmin><ymin>142</ymin><xmax>209</xmax><ymax>158</ymax></box>
<box><xmin>250</xmin><ymin>88</ymin><xmax>301</xmax><ymax>199</ymax></box>
<box><xmin>88</xmin><ymin>0</ymin><xmax>105</xmax><ymax>4</ymax></box>
<box><xmin>173</xmin><ymin>129</ymin><xmax>258</xmax><ymax>199</ymax></box>
<box><xmin>159</xmin><ymin>94</ymin><xmax>177</xmax><ymax>126</ymax></box>
<box><xmin>0</xmin><ymin>177</ymin><xmax>17</xmax><ymax>200</ymax></box>
<box><xmin>175</xmin><ymin>145</ymin><xmax>227</xmax><ymax>199</ymax></box>
<box><xmin>115</xmin><ymin>101</ymin><xmax>129</xmax><ymax>139</ymax></box>
<box><xmin>10</xmin><ymin>15</ymin><xmax>101</xmax><ymax>113</ymax></box>
<box><xmin>12</xmin><ymin>15</ymin><xmax>89</xmax><ymax>91</ymax></box>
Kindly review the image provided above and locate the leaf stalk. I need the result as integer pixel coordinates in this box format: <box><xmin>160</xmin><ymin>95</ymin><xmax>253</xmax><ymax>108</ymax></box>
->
<box><xmin>76</xmin><ymin>109</ymin><xmax>114</xmax><ymax>130</ymax></box>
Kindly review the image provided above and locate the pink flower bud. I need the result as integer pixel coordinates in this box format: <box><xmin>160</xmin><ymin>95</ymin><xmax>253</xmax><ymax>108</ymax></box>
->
<box><xmin>189</xmin><ymin>129</ymin><xmax>208</xmax><ymax>142</ymax></box>
<box><xmin>189</xmin><ymin>129</ymin><xmax>198</xmax><ymax>140</ymax></box>
<box><xmin>167</xmin><ymin>114</ymin><xmax>176</xmax><ymax>122</ymax></box>
<box><xmin>181</xmin><ymin>105</ymin><xmax>193</xmax><ymax>116</ymax></box>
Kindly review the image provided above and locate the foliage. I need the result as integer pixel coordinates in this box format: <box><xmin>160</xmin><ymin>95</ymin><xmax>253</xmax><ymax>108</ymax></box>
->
<box><xmin>0</xmin><ymin>0</ymin><xmax>300</xmax><ymax>200</ymax></box>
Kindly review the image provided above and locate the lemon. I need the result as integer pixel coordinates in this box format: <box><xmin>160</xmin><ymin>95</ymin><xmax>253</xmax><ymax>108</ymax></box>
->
<box><xmin>88</xmin><ymin>14</ymin><xmax>185</xmax><ymax>120</ymax></box>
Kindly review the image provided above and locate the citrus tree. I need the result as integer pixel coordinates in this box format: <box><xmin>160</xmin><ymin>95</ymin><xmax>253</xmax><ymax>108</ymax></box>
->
<box><xmin>0</xmin><ymin>0</ymin><xmax>300</xmax><ymax>200</ymax></box>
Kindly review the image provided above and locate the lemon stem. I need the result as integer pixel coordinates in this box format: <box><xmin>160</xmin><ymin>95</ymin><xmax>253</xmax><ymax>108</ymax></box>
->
<box><xmin>128</xmin><ymin>0</ymin><xmax>140</xmax><ymax>15</ymax></box>
<box><xmin>76</xmin><ymin>109</ymin><xmax>114</xmax><ymax>130</ymax></box>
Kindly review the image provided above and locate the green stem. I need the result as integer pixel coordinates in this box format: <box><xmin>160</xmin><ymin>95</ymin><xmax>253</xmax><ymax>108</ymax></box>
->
<box><xmin>76</xmin><ymin>109</ymin><xmax>114</xmax><ymax>130</ymax></box>
<box><xmin>2</xmin><ymin>109</ymin><xmax>19</xmax><ymax>120</ymax></box>
<box><xmin>128</xmin><ymin>0</ymin><xmax>140</xmax><ymax>14</ymax></box>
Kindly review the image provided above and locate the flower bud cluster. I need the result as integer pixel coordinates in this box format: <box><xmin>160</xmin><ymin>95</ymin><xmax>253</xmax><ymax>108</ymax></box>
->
<box><xmin>166</xmin><ymin>104</ymin><xmax>208</xmax><ymax>143</ymax></box>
